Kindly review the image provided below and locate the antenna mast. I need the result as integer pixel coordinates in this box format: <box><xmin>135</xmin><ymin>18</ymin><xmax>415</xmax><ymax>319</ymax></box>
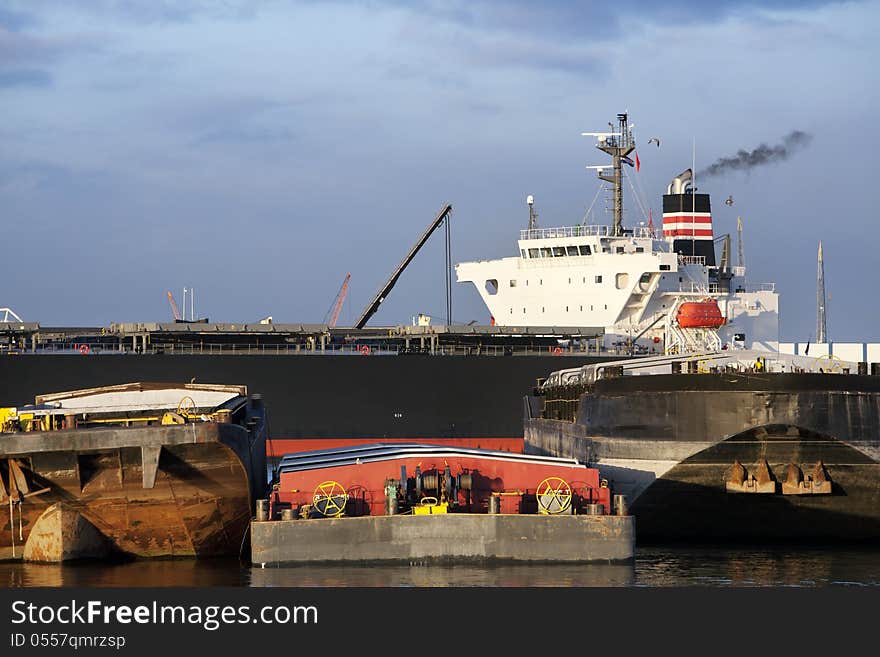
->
<box><xmin>737</xmin><ymin>217</ymin><xmax>745</xmax><ymax>269</ymax></box>
<box><xmin>586</xmin><ymin>113</ymin><xmax>635</xmax><ymax>236</ymax></box>
<box><xmin>817</xmin><ymin>241</ymin><xmax>827</xmax><ymax>343</ymax></box>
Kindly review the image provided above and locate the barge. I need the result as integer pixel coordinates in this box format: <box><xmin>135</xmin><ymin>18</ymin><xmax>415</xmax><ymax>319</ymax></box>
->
<box><xmin>525</xmin><ymin>351</ymin><xmax>880</xmax><ymax>542</ymax></box>
<box><xmin>251</xmin><ymin>443</ymin><xmax>633</xmax><ymax>565</ymax></box>
<box><xmin>1</xmin><ymin>382</ymin><xmax>268</xmax><ymax>562</ymax></box>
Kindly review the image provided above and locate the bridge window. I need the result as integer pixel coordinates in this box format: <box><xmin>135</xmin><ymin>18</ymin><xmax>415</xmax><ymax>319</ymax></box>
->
<box><xmin>567</xmin><ymin>246</ymin><xmax>579</xmax><ymax>256</ymax></box>
<box><xmin>553</xmin><ymin>247</ymin><xmax>566</xmax><ymax>257</ymax></box>
<box><xmin>579</xmin><ymin>245</ymin><xmax>592</xmax><ymax>255</ymax></box>
<box><xmin>595</xmin><ymin>275</ymin><xmax>603</xmax><ymax>284</ymax></box>
<box><xmin>521</xmin><ymin>249</ymin><xmax>527</xmax><ymax>258</ymax></box>
<box><xmin>485</xmin><ymin>279</ymin><xmax>498</xmax><ymax>295</ymax></box>
<box><xmin>509</xmin><ymin>280</ymin><xmax>517</xmax><ymax>287</ymax></box>
<box><xmin>540</xmin><ymin>247</ymin><xmax>552</xmax><ymax>257</ymax></box>
<box><xmin>528</xmin><ymin>248</ymin><xmax>539</xmax><ymax>258</ymax></box>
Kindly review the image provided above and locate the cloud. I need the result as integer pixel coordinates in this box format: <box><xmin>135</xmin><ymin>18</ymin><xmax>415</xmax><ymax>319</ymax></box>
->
<box><xmin>0</xmin><ymin>68</ymin><xmax>51</xmax><ymax>88</ymax></box>
<box><xmin>0</xmin><ymin>6</ymin><xmax>37</xmax><ymax>31</ymax></box>
<box><xmin>326</xmin><ymin>0</ymin><xmax>848</xmax><ymax>39</ymax></box>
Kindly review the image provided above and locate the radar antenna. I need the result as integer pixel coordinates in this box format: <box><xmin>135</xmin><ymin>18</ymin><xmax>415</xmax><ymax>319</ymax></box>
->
<box><xmin>526</xmin><ymin>195</ymin><xmax>538</xmax><ymax>231</ymax></box>
<box><xmin>582</xmin><ymin>112</ymin><xmax>635</xmax><ymax>236</ymax></box>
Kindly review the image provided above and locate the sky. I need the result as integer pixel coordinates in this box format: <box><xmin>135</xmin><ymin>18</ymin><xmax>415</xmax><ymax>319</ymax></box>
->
<box><xmin>1</xmin><ymin>0</ymin><xmax>878</xmax><ymax>342</ymax></box>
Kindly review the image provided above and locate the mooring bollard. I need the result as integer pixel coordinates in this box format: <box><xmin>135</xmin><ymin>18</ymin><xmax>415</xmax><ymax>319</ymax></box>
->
<box><xmin>255</xmin><ymin>499</ymin><xmax>269</xmax><ymax>521</ymax></box>
<box><xmin>386</xmin><ymin>496</ymin><xmax>398</xmax><ymax>516</ymax></box>
<box><xmin>614</xmin><ymin>494</ymin><xmax>628</xmax><ymax>516</ymax></box>
<box><xmin>280</xmin><ymin>508</ymin><xmax>295</xmax><ymax>521</ymax></box>
<box><xmin>583</xmin><ymin>503</ymin><xmax>604</xmax><ymax>515</ymax></box>
<box><xmin>489</xmin><ymin>494</ymin><xmax>500</xmax><ymax>514</ymax></box>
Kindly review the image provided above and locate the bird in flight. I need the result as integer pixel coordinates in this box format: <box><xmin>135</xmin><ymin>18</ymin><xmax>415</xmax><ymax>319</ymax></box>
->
<box><xmin>647</xmin><ymin>137</ymin><xmax>661</xmax><ymax>147</ymax></box>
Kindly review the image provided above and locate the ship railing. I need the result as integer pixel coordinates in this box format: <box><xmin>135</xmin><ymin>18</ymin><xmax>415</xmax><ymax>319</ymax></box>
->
<box><xmin>24</xmin><ymin>341</ymin><xmax>633</xmax><ymax>357</ymax></box>
<box><xmin>520</xmin><ymin>225</ymin><xmax>655</xmax><ymax>240</ymax></box>
<box><xmin>678</xmin><ymin>255</ymin><xmax>706</xmax><ymax>266</ymax></box>
<box><xmin>676</xmin><ymin>282</ymin><xmax>714</xmax><ymax>294</ymax></box>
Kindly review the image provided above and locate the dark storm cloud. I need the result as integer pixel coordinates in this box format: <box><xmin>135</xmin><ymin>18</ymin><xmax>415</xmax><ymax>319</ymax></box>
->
<box><xmin>0</xmin><ymin>68</ymin><xmax>51</xmax><ymax>88</ymax></box>
<box><xmin>701</xmin><ymin>131</ymin><xmax>813</xmax><ymax>178</ymax></box>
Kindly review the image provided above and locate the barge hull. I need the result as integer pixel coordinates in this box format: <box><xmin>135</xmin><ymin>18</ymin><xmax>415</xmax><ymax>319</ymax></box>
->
<box><xmin>251</xmin><ymin>514</ymin><xmax>634</xmax><ymax>565</ymax></box>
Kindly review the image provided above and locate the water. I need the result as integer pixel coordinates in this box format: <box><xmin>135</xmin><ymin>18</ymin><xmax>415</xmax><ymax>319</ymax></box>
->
<box><xmin>3</xmin><ymin>545</ymin><xmax>880</xmax><ymax>587</ymax></box>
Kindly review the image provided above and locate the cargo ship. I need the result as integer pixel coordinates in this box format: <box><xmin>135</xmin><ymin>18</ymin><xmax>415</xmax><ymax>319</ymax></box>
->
<box><xmin>0</xmin><ymin>112</ymin><xmax>776</xmax><ymax>461</ymax></box>
<box><xmin>2</xmin><ymin>112</ymin><xmax>874</xmax><ymax>545</ymax></box>
<box><xmin>1</xmin><ymin>382</ymin><xmax>268</xmax><ymax>561</ymax></box>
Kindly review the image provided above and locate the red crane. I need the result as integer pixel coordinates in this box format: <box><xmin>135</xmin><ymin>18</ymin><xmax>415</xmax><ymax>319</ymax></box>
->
<box><xmin>166</xmin><ymin>291</ymin><xmax>182</xmax><ymax>321</ymax></box>
<box><xmin>327</xmin><ymin>273</ymin><xmax>351</xmax><ymax>327</ymax></box>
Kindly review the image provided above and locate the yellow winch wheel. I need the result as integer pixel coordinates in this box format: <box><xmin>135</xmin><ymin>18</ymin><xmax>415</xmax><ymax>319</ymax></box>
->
<box><xmin>312</xmin><ymin>480</ymin><xmax>348</xmax><ymax>517</ymax></box>
<box><xmin>536</xmin><ymin>476</ymin><xmax>573</xmax><ymax>515</ymax></box>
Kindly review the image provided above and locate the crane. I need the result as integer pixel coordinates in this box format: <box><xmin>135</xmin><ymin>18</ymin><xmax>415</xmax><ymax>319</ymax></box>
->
<box><xmin>326</xmin><ymin>273</ymin><xmax>351</xmax><ymax>328</ymax></box>
<box><xmin>166</xmin><ymin>291</ymin><xmax>182</xmax><ymax>321</ymax></box>
<box><xmin>355</xmin><ymin>203</ymin><xmax>453</xmax><ymax>329</ymax></box>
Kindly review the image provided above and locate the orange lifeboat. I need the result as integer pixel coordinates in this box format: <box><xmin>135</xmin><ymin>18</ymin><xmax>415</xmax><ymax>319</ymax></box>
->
<box><xmin>676</xmin><ymin>300</ymin><xmax>726</xmax><ymax>329</ymax></box>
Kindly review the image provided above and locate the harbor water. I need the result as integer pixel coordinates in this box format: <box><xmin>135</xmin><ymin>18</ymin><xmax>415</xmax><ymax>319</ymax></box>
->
<box><xmin>3</xmin><ymin>545</ymin><xmax>880</xmax><ymax>587</ymax></box>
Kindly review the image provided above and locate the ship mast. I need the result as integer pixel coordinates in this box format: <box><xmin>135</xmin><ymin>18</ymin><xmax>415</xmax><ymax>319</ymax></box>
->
<box><xmin>586</xmin><ymin>113</ymin><xmax>635</xmax><ymax>236</ymax></box>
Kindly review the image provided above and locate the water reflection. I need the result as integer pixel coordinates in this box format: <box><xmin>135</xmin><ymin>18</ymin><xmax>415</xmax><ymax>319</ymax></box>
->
<box><xmin>2</xmin><ymin>546</ymin><xmax>879</xmax><ymax>588</ymax></box>
<box><xmin>250</xmin><ymin>562</ymin><xmax>635</xmax><ymax>587</ymax></box>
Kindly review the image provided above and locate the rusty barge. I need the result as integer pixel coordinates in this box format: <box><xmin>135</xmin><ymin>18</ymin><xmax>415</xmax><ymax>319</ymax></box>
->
<box><xmin>1</xmin><ymin>382</ymin><xmax>268</xmax><ymax>562</ymax></box>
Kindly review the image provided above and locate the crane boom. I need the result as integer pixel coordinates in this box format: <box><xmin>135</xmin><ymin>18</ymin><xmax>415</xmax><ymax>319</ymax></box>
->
<box><xmin>166</xmin><ymin>291</ymin><xmax>182</xmax><ymax>321</ymax></box>
<box><xmin>354</xmin><ymin>203</ymin><xmax>453</xmax><ymax>329</ymax></box>
<box><xmin>328</xmin><ymin>272</ymin><xmax>351</xmax><ymax>327</ymax></box>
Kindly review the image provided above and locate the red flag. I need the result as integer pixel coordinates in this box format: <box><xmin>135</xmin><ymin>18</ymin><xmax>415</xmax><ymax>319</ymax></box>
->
<box><xmin>635</xmin><ymin>152</ymin><xmax>641</xmax><ymax>172</ymax></box>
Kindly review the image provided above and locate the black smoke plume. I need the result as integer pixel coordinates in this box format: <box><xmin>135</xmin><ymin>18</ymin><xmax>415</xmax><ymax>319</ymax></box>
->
<box><xmin>701</xmin><ymin>130</ymin><xmax>812</xmax><ymax>178</ymax></box>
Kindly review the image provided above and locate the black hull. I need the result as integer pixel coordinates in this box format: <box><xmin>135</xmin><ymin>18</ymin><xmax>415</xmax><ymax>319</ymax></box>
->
<box><xmin>0</xmin><ymin>354</ymin><xmax>616</xmax><ymax>441</ymax></box>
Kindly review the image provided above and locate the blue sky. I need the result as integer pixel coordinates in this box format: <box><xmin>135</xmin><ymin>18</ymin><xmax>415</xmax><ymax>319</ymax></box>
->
<box><xmin>2</xmin><ymin>0</ymin><xmax>877</xmax><ymax>341</ymax></box>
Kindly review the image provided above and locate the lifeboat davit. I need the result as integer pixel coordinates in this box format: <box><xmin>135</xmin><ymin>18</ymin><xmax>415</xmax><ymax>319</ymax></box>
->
<box><xmin>676</xmin><ymin>300</ymin><xmax>726</xmax><ymax>329</ymax></box>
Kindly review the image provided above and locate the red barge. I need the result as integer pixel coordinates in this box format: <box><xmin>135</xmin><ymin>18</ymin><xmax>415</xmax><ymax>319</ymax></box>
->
<box><xmin>252</xmin><ymin>444</ymin><xmax>634</xmax><ymax>565</ymax></box>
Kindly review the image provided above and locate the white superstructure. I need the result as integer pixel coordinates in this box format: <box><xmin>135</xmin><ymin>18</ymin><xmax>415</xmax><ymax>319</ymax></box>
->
<box><xmin>456</xmin><ymin>113</ymin><xmax>779</xmax><ymax>353</ymax></box>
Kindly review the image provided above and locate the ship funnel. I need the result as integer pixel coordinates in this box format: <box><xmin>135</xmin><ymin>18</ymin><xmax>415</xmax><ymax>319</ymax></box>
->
<box><xmin>662</xmin><ymin>167</ymin><xmax>715</xmax><ymax>267</ymax></box>
<box><xmin>666</xmin><ymin>169</ymin><xmax>693</xmax><ymax>195</ymax></box>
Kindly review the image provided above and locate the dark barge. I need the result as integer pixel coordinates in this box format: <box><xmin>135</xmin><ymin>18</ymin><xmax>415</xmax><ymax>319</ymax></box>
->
<box><xmin>525</xmin><ymin>351</ymin><xmax>880</xmax><ymax>542</ymax></box>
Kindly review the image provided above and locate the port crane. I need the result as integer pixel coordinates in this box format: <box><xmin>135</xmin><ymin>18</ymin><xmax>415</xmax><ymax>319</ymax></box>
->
<box><xmin>166</xmin><ymin>291</ymin><xmax>182</xmax><ymax>321</ymax></box>
<box><xmin>325</xmin><ymin>273</ymin><xmax>351</xmax><ymax>328</ymax></box>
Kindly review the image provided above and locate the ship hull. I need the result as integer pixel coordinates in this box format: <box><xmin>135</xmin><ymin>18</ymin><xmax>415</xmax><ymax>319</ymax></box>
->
<box><xmin>525</xmin><ymin>373</ymin><xmax>880</xmax><ymax>542</ymax></box>
<box><xmin>0</xmin><ymin>354</ymin><xmax>617</xmax><ymax>444</ymax></box>
<box><xmin>1</xmin><ymin>422</ymin><xmax>267</xmax><ymax>560</ymax></box>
